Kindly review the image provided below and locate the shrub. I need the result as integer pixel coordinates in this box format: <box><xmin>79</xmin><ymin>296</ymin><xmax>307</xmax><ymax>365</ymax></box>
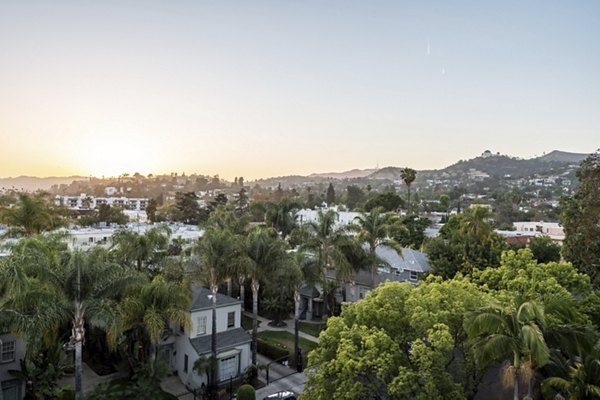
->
<box><xmin>237</xmin><ymin>384</ymin><xmax>256</xmax><ymax>400</ymax></box>
<box><xmin>256</xmin><ymin>338</ymin><xmax>289</xmax><ymax>361</ymax></box>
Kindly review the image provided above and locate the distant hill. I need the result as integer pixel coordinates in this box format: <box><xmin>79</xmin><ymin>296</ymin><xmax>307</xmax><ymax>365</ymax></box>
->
<box><xmin>0</xmin><ymin>176</ymin><xmax>86</xmax><ymax>192</ymax></box>
<box><xmin>535</xmin><ymin>150</ymin><xmax>589</xmax><ymax>163</ymax></box>
<box><xmin>309</xmin><ymin>168</ymin><xmax>376</xmax><ymax>179</ymax></box>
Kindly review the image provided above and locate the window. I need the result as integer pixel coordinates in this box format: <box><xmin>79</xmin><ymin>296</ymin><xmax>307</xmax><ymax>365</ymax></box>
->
<box><xmin>184</xmin><ymin>354</ymin><xmax>188</xmax><ymax>373</ymax></box>
<box><xmin>1</xmin><ymin>340</ymin><xmax>16</xmax><ymax>363</ymax></box>
<box><xmin>409</xmin><ymin>271</ymin><xmax>419</xmax><ymax>282</ymax></box>
<box><xmin>227</xmin><ymin>311</ymin><xmax>235</xmax><ymax>328</ymax></box>
<box><xmin>196</xmin><ymin>316</ymin><xmax>207</xmax><ymax>336</ymax></box>
<box><xmin>219</xmin><ymin>355</ymin><xmax>239</xmax><ymax>381</ymax></box>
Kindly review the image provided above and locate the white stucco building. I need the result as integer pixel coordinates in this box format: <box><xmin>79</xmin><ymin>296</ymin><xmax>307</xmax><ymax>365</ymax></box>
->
<box><xmin>0</xmin><ymin>333</ymin><xmax>26</xmax><ymax>400</ymax></box>
<box><xmin>165</xmin><ymin>287</ymin><xmax>251</xmax><ymax>391</ymax></box>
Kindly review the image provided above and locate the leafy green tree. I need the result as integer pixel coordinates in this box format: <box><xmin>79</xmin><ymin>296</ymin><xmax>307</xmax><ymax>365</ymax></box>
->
<box><xmin>440</xmin><ymin>194</ymin><xmax>451</xmax><ymax>219</ymax></box>
<box><xmin>400</xmin><ymin>167</ymin><xmax>417</xmax><ymax>212</ymax></box>
<box><xmin>345</xmin><ymin>185</ymin><xmax>366</xmax><ymax>210</ymax></box>
<box><xmin>363</xmin><ymin>192</ymin><xmax>404</xmax><ymax>212</ymax></box>
<box><xmin>303</xmin><ymin>282</ymin><xmax>466</xmax><ymax>399</ymax></box>
<box><xmin>145</xmin><ymin>198</ymin><xmax>158</xmax><ymax>223</ymax></box>
<box><xmin>529</xmin><ymin>235</ymin><xmax>561</xmax><ymax>264</ymax></box>
<box><xmin>0</xmin><ymin>192</ymin><xmax>64</xmax><ymax>237</ymax></box>
<box><xmin>425</xmin><ymin>210</ymin><xmax>506</xmax><ymax>278</ymax></box>
<box><xmin>174</xmin><ymin>191</ymin><xmax>207</xmax><ymax>224</ymax></box>
<box><xmin>97</xmin><ymin>204</ymin><xmax>128</xmax><ymax>225</ymax></box>
<box><xmin>326</xmin><ymin>183</ymin><xmax>336</xmax><ymax>205</ymax></box>
<box><xmin>393</xmin><ymin>214</ymin><xmax>431</xmax><ymax>249</ymax></box>
<box><xmin>472</xmin><ymin>249</ymin><xmax>592</xmax><ymax>304</ymax></box>
<box><xmin>561</xmin><ymin>151</ymin><xmax>600</xmax><ymax>286</ymax></box>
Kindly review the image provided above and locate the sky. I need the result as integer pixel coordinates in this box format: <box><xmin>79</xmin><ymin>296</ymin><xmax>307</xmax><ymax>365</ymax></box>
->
<box><xmin>0</xmin><ymin>1</ymin><xmax>599</xmax><ymax>180</ymax></box>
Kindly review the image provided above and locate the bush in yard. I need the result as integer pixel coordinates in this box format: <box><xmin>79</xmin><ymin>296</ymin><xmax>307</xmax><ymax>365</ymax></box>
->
<box><xmin>257</xmin><ymin>338</ymin><xmax>289</xmax><ymax>361</ymax></box>
<box><xmin>237</xmin><ymin>384</ymin><xmax>256</xmax><ymax>400</ymax></box>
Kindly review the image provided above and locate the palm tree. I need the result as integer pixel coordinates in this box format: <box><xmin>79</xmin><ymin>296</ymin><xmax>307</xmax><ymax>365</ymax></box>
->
<box><xmin>111</xmin><ymin>225</ymin><xmax>171</xmax><ymax>273</ymax></box>
<box><xmin>246</xmin><ymin>226</ymin><xmax>289</xmax><ymax>364</ymax></box>
<box><xmin>2</xmin><ymin>243</ymin><xmax>141</xmax><ymax>400</ymax></box>
<box><xmin>265</xmin><ymin>199</ymin><xmax>302</xmax><ymax>239</ymax></box>
<box><xmin>459</xmin><ymin>206</ymin><xmax>493</xmax><ymax>241</ymax></box>
<box><xmin>110</xmin><ymin>275</ymin><xmax>191</xmax><ymax>363</ymax></box>
<box><xmin>192</xmin><ymin>226</ymin><xmax>243</xmax><ymax>396</ymax></box>
<box><xmin>465</xmin><ymin>300</ymin><xmax>550</xmax><ymax>400</ymax></box>
<box><xmin>298</xmin><ymin>209</ymin><xmax>355</xmax><ymax>319</ymax></box>
<box><xmin>350</xmin><ymin>207</ymin><xmax>401</xmax><ymax>287</ymax></box>
<box><xmin>400</xmin><ymin>168</ymin><xmax>417</xmax><ymax>213</ymax></box>
<box><xmin>0</xmin><ymin>192</ymin><xmax>63</xmax><ymax>237</ymax></box>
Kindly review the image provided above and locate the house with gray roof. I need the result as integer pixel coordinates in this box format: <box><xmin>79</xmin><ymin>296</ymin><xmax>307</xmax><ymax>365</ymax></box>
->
<box><xmin>165</xmin><ymin>286</ymin><xmax>250</xmax><ymax>391</ymax></box>
<box><xmin>300</xmin><ymin>246</ymin><xmax>430</xmax><ymax>320</ymax></box>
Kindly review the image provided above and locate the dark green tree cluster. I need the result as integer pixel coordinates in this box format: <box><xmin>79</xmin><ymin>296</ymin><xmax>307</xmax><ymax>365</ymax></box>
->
<box><xmin>561</xmin><ymin>151</ymin><xmax>600</xmax><ymax>287</ymax></box>
<box><xmin>425</xmin><ymin>207</ymin><xmax>506</xmax><ymax>278</ymax></box>
<box><xmin>304</xmin><ymin>249</ymin><xmax>600</xmax><ymax>399</ymax></box>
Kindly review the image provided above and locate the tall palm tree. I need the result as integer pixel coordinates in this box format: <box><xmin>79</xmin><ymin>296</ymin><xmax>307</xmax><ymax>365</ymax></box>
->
<box><xmin>298</xmin><ymin>209</ymin><xmax>355</xmax><ymax>319</ymax></box>
<box><xmin>246</xmin><ymin>226</ymin><xmax>289</xmax><ymax>364</ymax></box>
<box><xmin>110</xmin><ymin>275</ymin><xmax>191</xmax><ymax>363</ymax></box>
<box><xmin>192</xmin><ymin>226</ymin><xmax>243</xmax><ymax>395</ymax></box>
<box><xmin>465</xmin><ymin>300</ymin><xmax>550</xmax><ymax>400</ymax></box>
<box><xmin>111</xmin><ymin>225</ymin><xmax>171</xmax><ymax>273</ymax></box>
<box><xmin>350</xmin><ymin>207</ymin><xmax>401</xmax><ymax>287</ymax></box>
<box><xmin>400</xmin><ymin>168</ymin><xmax>417</xmax><ymax>213</ymax></box>
<box><xmin>2</xmin><ymin>243</ymin><xmax>141</xmax><ymax>400</ymax></box>
<box><xmin>0</xmin><ymin>192</ymin><xmax>63</xmax><ymax>237</ymax></box>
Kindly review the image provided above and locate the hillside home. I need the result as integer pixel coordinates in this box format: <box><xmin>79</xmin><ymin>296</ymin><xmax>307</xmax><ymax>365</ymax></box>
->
<box><xmin>166</xmin><ymin>287</ymin><xmax>250</xmax><ymax>391</ymax></box>
<box><xmin>0</xmin><ymin>333</ymin><xmax>26</xmax><ymax>400</ymax></box>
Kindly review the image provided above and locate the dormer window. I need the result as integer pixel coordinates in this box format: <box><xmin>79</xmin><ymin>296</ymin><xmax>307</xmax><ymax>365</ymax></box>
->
<box><xmin>227</xmin><ymin>311</ymin><xmax>235</xmax><ymax>328</ymax></box>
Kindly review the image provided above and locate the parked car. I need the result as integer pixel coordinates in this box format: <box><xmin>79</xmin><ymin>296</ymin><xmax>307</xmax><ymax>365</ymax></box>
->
<box><xmin>263</xmin><ymin>390</ymin><xmax>298</xmax><ymax>400</ymax></box>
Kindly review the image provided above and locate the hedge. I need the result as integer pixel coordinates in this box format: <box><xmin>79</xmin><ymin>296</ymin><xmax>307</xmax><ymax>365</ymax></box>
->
<box><xmin>256</xmin><ymin>338</ymin><xmax>290</xmax><ymax>361</ymax></box>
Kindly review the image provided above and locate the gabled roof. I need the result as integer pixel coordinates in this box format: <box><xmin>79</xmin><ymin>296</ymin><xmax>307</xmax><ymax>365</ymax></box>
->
<box><xmin>190</xmin><ymin>286</ymin><xmax>242</xmax><ymax>312</ymax></box>
<box><xmin>374</xmin><ymin>246</ymin><xmax>430</xmax><ymax>273</ymax></box>
<box><xmin>189</xmin><ymin>328</ymin><xmax>251</xmax><ymax>355</ymax></box>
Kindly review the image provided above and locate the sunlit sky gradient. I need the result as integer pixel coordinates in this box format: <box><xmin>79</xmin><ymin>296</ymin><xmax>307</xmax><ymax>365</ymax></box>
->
<box><xmin>1</xmin><ymin>1</ymin><xmax>598</xmax><ymax>180</ymax></box>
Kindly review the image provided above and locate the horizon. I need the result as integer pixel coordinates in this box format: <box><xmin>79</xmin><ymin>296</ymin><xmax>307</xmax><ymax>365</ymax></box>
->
<box><xmin>0</xmin><ymin>148</ymin><xmax>594</xmax><ymax>182</ymax></box>
<box><xmin>1</xmin><ymin>1</ymin><xmax>599</xmax><ymax>180</ymax></box>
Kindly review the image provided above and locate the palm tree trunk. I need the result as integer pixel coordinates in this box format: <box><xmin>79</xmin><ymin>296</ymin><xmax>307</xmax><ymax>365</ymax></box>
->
<box><xmin>513</xmin><ymin>374</ymin><xmax>519</xmax><ymax>400</ymax></box>
<box><xmin>210</xmin><ymin>284</ymin><xmax>218</xmax><ymax>399</ymax></box>
<box><xmin>227</xmin><ymin>278</ymin><xmax>232</xmax><ymax>297</ymax></box>
<box><xmin>239</xmin><ymin>276</ymin><xmax>245</xmax><ymax>326</ymax></box>
<box><xmin>251</xmin><ymin>279</ymin><xmax>259</xmax><ymax>365</ymax></box>
<box><xmin>72</xmin><ymin>305</ymin><xmax>85</xmax><ymax>400</ymax></box>
<box><xmin>294</xmin><ymin>289</ymin><xmax>301</xmax><ymax>371</ymax></box>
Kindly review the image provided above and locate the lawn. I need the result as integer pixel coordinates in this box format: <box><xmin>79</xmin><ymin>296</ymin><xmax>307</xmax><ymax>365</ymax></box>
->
<box><xmin>298</xmin><ymin>321</ymin><xmax>326</xmax><ymax>338</ymax></box>
<box><xmin>257</xmin><ymin>330</ymin><xmax>318</xmax><ymax>358</ymax></box>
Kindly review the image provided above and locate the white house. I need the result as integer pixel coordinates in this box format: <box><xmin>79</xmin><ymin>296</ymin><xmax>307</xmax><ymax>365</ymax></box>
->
<box><xmin>0</xmin><ymin>333</ymin><xmax>26</xmax><ymax>400</ymax></box>
<box><xmin>167</xmin><ymin>287</ymin><xmax>251</xmax><ymax>391</ymax></box>
<box><xmin>512</xmin><ymin>221</ymin><xmax>565</xmax><ymax>243</ymax></box>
